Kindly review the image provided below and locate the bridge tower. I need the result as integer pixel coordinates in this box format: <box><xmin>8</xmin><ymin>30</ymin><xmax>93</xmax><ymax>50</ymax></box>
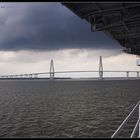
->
<box><xmin>99</xmin><ymin>56</ymin><xmax>103</xmax><ymax>79</ymax></box>
<box><xmin>50</xmin><ymin>59</ymin><xmax>54</xmax><ymax>79</ymax></box>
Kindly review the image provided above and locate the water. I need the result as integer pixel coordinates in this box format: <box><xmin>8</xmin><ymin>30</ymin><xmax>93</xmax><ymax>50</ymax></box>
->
<box><xmin>0</xmin><ymin>79</ymin><xmax>140</xmax><ymax>138</ymax></box>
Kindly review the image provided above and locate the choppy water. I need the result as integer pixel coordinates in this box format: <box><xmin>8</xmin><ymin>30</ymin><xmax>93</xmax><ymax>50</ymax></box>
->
<box><xmin>0</xmin><ymin>79</ymin><xmax>140</xmax><ymax>138</ymax></box>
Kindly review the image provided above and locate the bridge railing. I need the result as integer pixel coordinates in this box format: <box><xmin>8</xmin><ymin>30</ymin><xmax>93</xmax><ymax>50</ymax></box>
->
<box><xmin>111</xmin><ymin>100</ymin><xmax>140</xmax><ymax>138</ymax></box>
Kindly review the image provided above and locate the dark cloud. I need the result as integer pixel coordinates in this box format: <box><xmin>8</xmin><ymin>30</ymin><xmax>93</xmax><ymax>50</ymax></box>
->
<box><xmin>0</xmin><ymin>3</ymin><xmax>121</xmax><ymax>51</ymax></box>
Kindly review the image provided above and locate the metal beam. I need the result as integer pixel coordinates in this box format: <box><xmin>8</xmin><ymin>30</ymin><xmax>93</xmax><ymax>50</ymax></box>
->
<box><xmin>89</xmin><ymin>13</ymin><xmax>140</xmax><ymax>32</ymax></box>
<box><xmin>83</xmin><ymin>4</ymin><xmax>140</xmax><ymax>18</ymax></box>
<box><xmin>113</xmin><ymin>33</ymin><xmax>140</xmax><ymax>39</ymax></box>
<box><xmin>122</xmin><ymin>21</ymin><xmax>129</xmax><ymax>33</ymax></box>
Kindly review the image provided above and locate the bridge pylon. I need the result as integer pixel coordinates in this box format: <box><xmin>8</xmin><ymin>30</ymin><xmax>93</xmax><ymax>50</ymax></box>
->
<box><xmin>50</xmin><ymin>59</ymin><xmax>54</xmax><ymax>79</ymax></box>
<box><xmin>99</xmin><ymin>56</ymin><xmax>103</xmax><ymax>79</ymax></box>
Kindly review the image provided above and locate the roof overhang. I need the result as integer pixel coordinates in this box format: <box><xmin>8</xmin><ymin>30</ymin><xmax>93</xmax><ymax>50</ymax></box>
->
<box><xmin>62</xmin><ymin>2</ymin><xmax>140</xmax><ymax>55</ymax></box>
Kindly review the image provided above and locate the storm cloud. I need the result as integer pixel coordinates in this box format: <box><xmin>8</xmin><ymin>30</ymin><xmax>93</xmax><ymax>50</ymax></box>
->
<box><xmin>0</xmin><ymin>2</ymin><xmax>121</xmax><ymax>51</ymax></box>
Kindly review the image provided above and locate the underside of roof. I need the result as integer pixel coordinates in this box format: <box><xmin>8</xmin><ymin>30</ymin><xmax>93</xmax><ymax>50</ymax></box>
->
<box><xmin>62</xmin><ymin>3</ymin><xmax>140</xmax><ymax>55</ymax></box>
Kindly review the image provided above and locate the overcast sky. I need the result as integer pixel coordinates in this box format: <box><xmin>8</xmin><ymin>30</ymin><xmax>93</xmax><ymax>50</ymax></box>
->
<box><xmin>0</xmin><ymin>2</ymin><xmax>139</xmax><ymax>77</ymax></box>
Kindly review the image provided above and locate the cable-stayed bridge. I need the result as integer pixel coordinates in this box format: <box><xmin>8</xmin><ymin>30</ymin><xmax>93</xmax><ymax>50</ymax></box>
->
<box><xmin>0</xmin><ymin>56</ymin><xmax>140</xmax><ymax>80</ymax></box>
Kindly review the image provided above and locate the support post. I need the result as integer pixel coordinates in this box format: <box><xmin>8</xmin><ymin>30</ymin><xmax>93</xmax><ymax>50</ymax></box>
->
<box><xmin>99</xmin><ymin>56</ymin><xmax>103</xmax><ymax>79</ymax></box>
<box><xmin>137</xmin><ymin>72</ymin><xmax>139</xmax><ymax>78</ymax></box>
<box><xmin>24</xmin><ymin>74</ymin><xmax>27</xmax><ymax>78</ymax></box>
<box><xmin>34</xmin><ymin>74</ymin><xmax>38</xmax><ymax>78</ymax></box>
<box><xmin>126</xmin><ymin>71</ymin><xmax>129</xmax><ymax>79</ymax></box>
<box><xmin>29</xmin><ymin>74</ymin><xmax>32</xmax><ymax>78</ymax></box>
<box><xmin>50</xmin><ymin>59</ymin><xmax>54</xmax><ymax>80</ymax></box>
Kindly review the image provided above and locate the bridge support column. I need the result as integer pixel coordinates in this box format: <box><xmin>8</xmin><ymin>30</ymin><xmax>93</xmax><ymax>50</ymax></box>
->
<box><xmin>24</xmin><ymin>74</ymin><xmax>27</xmax><ymax>78</ymax></box>
<box><xmin>126</xmin><ymin>71</ymin><xmax>129</xmax><ymax>79</ymax></box>
<box><xmin>29</xmin><ymin>74</ymin><xmax>32</xmax><ymax>78</ymax></box>
<box><xmin>34</xmin><ymin>74</ymin><xmax>38</xmax><ymax>78</ymax></box>
<box><xmin>99</xmin><ymin>56</ymin><xmax>103</xmax><ymax>79</ymax></box>
<box><xmin>50</xmin><ymin>59</ymin><xmax>54</xmax><ymax>80</ymax></box>
<box><xmin>137</xmin><ymin>72</ymin><xmax>139</xmax><ymax>78</ymax></box>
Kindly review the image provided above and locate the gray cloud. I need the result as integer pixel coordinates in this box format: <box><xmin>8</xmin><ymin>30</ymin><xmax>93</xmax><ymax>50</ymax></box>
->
<box><xmin>0</xmin><ymin>2</ymin><xmax>121</xmax><ymax>51</ymax></box>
